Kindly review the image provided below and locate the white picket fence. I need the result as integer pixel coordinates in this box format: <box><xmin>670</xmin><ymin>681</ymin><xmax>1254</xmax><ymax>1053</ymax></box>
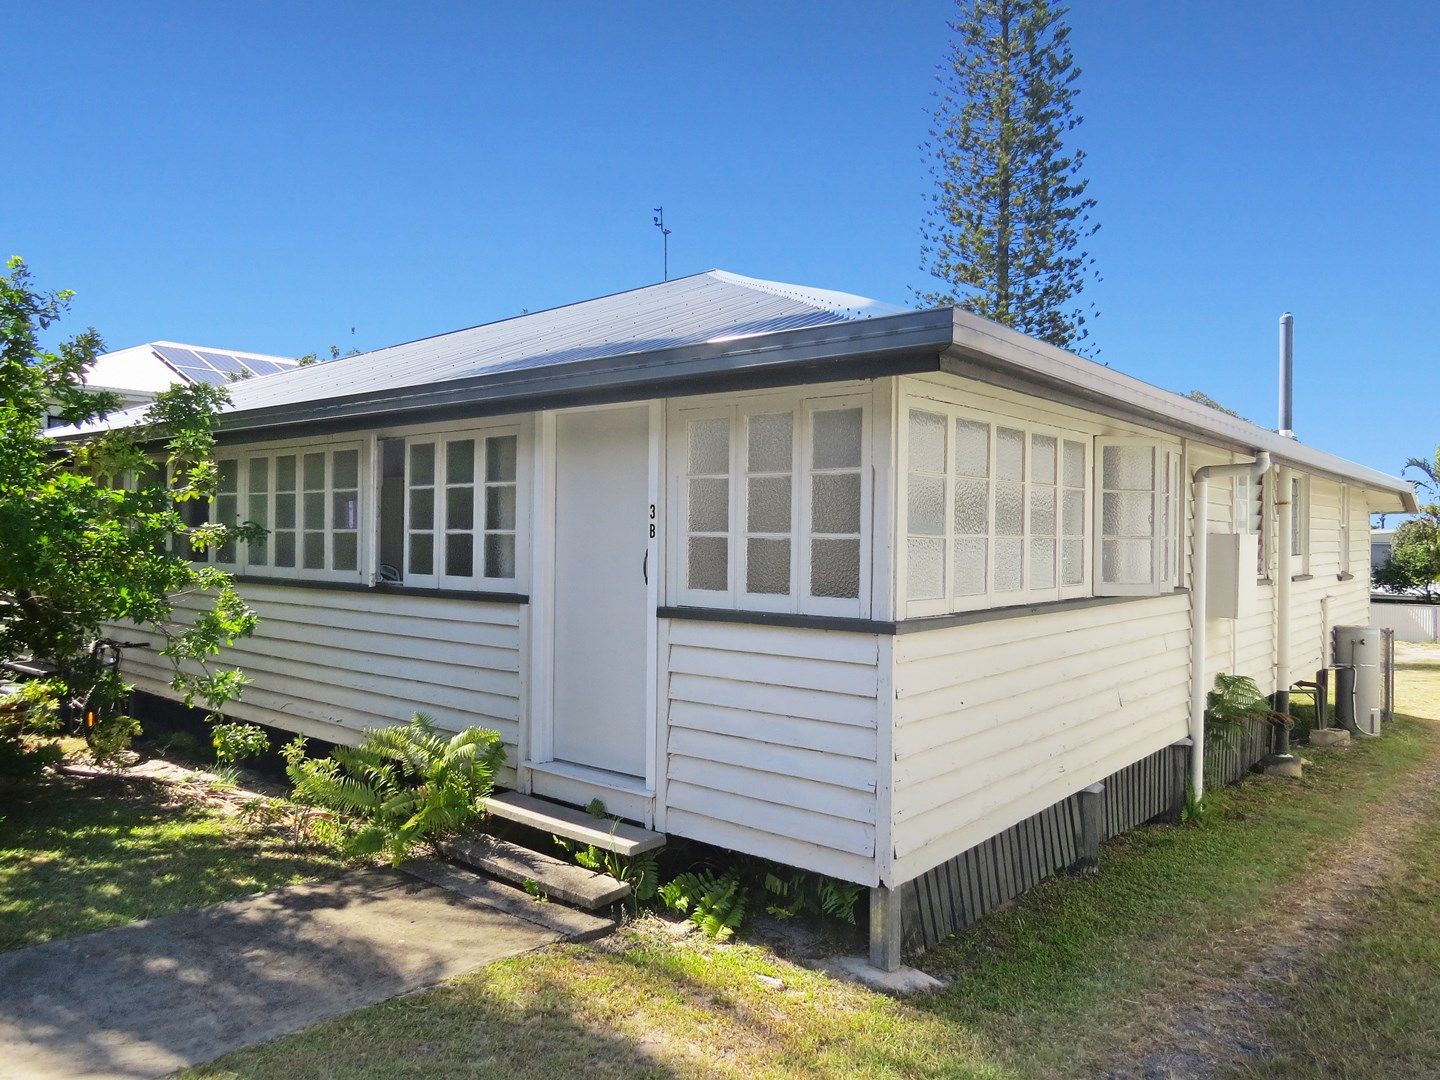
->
<box><xmin>1373</xmin><ymin>601</ymin><xmax>1440</xmax><ymax>643</ymax></box>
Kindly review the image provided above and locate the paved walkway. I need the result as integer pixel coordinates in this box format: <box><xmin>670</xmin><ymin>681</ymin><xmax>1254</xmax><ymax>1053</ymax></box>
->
<box><xmin>0</xmin><ymin>867</ymin><xmax>588</xmax><ymax>1079</ymax></box>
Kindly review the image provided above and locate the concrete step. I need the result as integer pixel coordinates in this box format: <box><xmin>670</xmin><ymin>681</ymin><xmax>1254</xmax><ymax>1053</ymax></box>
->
<box><xmin>436</xmin><ymin>834</ymin><xmax>631</xmax><ymax>910</ymax></box>
<box><xmin>482</xmin><ymin>790</ymin><xmax>665</xmax><ymax>858</ymax></box>
<box><xmin>401</xmin><ymin>857</ymin><xmax>615</xmax><ymax>940</ymax></box>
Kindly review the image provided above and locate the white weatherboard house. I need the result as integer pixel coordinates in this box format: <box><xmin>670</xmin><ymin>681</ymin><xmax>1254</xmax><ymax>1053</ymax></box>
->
<box><xmin>89</xmin><ymin>272</ymin><xmax>1415</xmax><ymax>967</ymax></box>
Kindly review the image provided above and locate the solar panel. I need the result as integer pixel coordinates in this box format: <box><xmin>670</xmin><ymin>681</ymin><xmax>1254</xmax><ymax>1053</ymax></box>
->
<box><xmin>239</xmin><ymin>358</ymin><xmax>291</xmax><ymax>376</ymax></box>
<box><xmin>153</xmin><ymin>345</ymin><xmax>207</xmax><ymax>369</ymax></box>
<box><xmin>194</xmin><ymin>350</ymin><xmax>249</xmax><ymax>377</ymax></box>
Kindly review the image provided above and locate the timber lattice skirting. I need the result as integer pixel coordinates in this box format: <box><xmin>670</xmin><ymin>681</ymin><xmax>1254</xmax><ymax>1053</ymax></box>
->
<box><xmin>900</xmin><ymin>719</ymin><xmax>1277</xmax><ymax>953</ymax></box>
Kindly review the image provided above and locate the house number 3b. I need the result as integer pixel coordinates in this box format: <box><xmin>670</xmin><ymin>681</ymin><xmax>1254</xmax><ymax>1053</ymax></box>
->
<box><xmin>649</xmin><ymin>503</ymin><xmax>656</xmax><ymax>538</ymax></box>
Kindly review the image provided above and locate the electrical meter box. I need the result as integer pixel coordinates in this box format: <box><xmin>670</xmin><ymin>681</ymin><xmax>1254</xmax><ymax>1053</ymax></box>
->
<box><xmin>1206</xmin><ymin>531</ymin><xmax>1258</xmax><ymax>620</ymax></box>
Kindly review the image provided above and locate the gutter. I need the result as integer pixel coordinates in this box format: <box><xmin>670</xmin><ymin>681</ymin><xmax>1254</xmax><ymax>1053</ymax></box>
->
<box><xmin>1189</xmin><ymin>450</ymin><xmax>1272</xmax><ymax>800</ymax></box>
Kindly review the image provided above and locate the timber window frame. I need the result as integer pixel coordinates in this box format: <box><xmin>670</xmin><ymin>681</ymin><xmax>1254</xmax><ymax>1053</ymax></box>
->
<box><xmin>195</xmin><ymin>441</ymin><xmax>367</xmax><ymax>582</ymax></box>
<box><xmin>669</xmin><ymin>389</ymin><xmax>872</xmax><ymax>618</ymax></box>
<box><xmin>1093</xmin><ymin>438</ymin><xmax>1181</xmax><ymax>597</ymax></box>
<box><xmin>898</xmin><ymin>398</ymin><xmax>1093</xmax><ymax>618</ymax></box>
<box><xmin>1290</xmin><ymin>473</ymin><xmax>1311</xmax><ymax>575</ymax></box>
<box><xmin>1339</xmin><ymin>484</ymin><xmax>1352</xmax><ymax>576</ymax></box>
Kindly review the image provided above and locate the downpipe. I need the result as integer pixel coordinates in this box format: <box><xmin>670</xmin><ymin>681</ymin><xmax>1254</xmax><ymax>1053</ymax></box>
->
<box><xmin>1274</xmin><ymin>468</ymin><xmax>1294</xmax><ymax>759</ymax></box>
<box><xmin>1189</xmin><ymin>450</ymin><xmax>1271</xmax><ymax>801</ymax></box>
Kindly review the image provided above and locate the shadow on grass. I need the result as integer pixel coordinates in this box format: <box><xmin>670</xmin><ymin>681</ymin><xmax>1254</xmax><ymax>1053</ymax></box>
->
<box><xmin>0</xmin><ymin>771</ymin><xmax>339</xmax><ymax>951</ymax></box>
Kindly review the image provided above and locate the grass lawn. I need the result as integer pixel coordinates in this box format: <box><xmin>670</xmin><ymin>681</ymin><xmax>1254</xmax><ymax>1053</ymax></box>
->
<box><xmin>188</xmin><ymin>645</ymin><xmax>1440</xmax><ymax>1080</ymax></box>
<box><xmin>0</xmin><ymin>766</ymin><xmax>343</xmax><ymax>952</ymax></box>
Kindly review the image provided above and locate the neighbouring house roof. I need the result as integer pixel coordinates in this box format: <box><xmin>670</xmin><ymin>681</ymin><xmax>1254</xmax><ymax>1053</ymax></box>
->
<box><xmin>52</xmin><ymin>270</ymin><xmax>1417</xmax><ymax>512</ymax></box>
<box><xmin>83</xmin><ymin>341</ymin><xmax>299</xmax><ymax>395</ymax></box>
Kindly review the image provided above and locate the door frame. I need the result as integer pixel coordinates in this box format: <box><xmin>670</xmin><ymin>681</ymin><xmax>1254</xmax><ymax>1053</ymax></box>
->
<box><xmin>524</xmin><ymin>400</ymin><xmax>663</xmax><ymax>814</ymax></box>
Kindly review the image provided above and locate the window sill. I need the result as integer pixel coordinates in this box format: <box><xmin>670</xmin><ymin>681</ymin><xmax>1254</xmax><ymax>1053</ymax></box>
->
<box><xmin>658</xmin><ymin>605</ymin><xmax>891</xmax><ymax>635</ymax></box>
<box><xmin>234</xmin><ymin>574</ymin><xmax>528</xmax><ymax>604</ymax></box>
<box><xmin>1338</xmin><ymin>572</ymin><xmax>1355</xmax><ymax>582</ymax></box>
<box><xmin>893</xmin><ymin>588</ymin><xmax>1189</xmax><ymax>635</ymax></box>
<box><xmin>1291</xmin><ymin>574</ymin><xmax>1314</xmax><ymax>583</ymax></box>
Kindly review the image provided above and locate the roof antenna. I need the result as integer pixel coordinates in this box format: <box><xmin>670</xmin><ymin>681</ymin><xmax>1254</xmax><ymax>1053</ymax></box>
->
<box><xmin>652</xmin><ymin>206</ymin><xmax>672</xmax><ymax>281</ymax></box>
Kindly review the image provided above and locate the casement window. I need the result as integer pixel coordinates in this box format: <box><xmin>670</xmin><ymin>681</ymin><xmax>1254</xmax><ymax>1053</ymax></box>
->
<box><xmin>379</xmin><ymin>430</ymin><xmax>520</xmax><ymax>589</ymax></box>
<box><xmin>1094</xmin><ymin>439</ymin><xmax>1180</xmax><ymax>596</ymax></box>
<box><xmin>674</xmin><ymin>395</ymin><xmax>869</xmax><ymax>616</ymax></box>
<box><xmin>902</xmin><ymin>404</ymin><xmax>1091</xmax><ymax>616</ymax></box>
<box><xmin>1235</xmin><ymin>471</ymin><xmax>1268</xmax><ymax>579</ymax></box>
<box><xmin>187</xmin><ymin>443</ymin><xmax>366</xmax><ymax>580</ymax></box>
<box><xmin>1290</xmin><ymin>474</ymin><xmax>1311</xmax><ymax>573</ymax></box>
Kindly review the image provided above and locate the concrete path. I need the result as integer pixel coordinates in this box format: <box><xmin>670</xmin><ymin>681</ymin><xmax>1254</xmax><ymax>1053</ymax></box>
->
<box><xmin>0</xmin><ymin>867</ymin><xmax>575</xmax><ymax>1079</ymax></box>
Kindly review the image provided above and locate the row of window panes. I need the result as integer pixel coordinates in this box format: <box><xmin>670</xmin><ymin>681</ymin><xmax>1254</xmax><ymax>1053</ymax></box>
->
<box><xmin>906</xmin><ymin>409</ymin><xmax>1086</xmax><ymax>603</ymax></box>
<box><xmin>685</xmin><ymin>405</ymin><xmax>863</xmax><ymax>602</ymax></box>
<box><xmin>406</xmin><ymin>435</ymin><xmax>518</xmax><ymax>582</ymax></box>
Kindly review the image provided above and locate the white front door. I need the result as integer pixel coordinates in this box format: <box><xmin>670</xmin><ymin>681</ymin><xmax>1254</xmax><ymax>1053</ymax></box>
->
<box><xmin>548</xmin><ymin>405</ymin><xmax>652</xmax><ymax>779</ymax></box>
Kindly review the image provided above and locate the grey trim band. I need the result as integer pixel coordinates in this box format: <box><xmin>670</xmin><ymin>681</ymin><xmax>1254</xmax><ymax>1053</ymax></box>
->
<box><xmin>234</xmin><ymin>574</ymin><xmax>529</xmax><ymax>604</ymax></box>
<box><xmin>659</xmin><ymin>589</ymin><xmax>1189</xmax><ymax>637</ymax></box>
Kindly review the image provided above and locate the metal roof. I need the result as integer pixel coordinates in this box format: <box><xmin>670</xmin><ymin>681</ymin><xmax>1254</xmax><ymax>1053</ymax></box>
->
<box><xmin>50</xmin><ymin>269</ymin><xmax>1415</xmax><ymax>510</ymax></box>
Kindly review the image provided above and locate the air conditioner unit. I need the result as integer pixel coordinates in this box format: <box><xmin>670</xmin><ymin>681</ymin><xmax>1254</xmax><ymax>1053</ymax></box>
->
<box><xmin>1205</xmin><ymin>532</ymin><xmax>1258</xmax><ymax>620</ymax></box>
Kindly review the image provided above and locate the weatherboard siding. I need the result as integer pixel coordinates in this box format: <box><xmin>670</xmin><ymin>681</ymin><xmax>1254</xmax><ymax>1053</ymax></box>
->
<box><xmin>660</xmin><ymin>618</ymin><xmax>884</xmax><ymax>886</ymax></box>
<box><xmin>118</xmin><ymin>582</ymin><xmax>525</xmax><ymax>782</ymax></box>
<box><xmin>888</xmin><ymin>591</ymin><xmax>1193</xmax><ymax>884</ymax></box>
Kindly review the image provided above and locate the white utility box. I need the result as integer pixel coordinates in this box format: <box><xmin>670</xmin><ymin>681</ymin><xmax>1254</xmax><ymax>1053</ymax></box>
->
<box><xmin>1206</xmin><ymin>531</ymin><xmax>1258</xmax><ymax>620</ymax></box>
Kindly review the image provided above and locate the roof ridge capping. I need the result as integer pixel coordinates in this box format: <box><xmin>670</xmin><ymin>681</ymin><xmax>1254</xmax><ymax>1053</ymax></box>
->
<box><xmin>706</xmin><ymin>269</ymin><xmax>912</xmax><ymax>321</ymax></box>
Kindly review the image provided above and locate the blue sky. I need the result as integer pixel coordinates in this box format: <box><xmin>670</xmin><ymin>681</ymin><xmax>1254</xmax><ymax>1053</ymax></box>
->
<box><xmin>4</xmin><ymin>1</ymin><xmax>1436</xmax><ymax>479</ymax></box>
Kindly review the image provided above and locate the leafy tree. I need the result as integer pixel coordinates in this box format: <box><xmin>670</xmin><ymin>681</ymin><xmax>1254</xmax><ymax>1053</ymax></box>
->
<box><xmin>1403</xmin><ymin>445</ymin><xmax>1439</xmax><ymax>499</ymax></box>
<box><xmin>0</xmin><ymin>257</ymin><xmax>258</xmax><ymax>740</ymax></box>
<box><xmin>919</xmin><ymin>0</ymin><xmax>1099</xmax><ymax>351</ymax></box>
<box><xmin>1374</xmin><ymin>513</ymin><xmax>1440</xmax><ymax>602</ymax></box>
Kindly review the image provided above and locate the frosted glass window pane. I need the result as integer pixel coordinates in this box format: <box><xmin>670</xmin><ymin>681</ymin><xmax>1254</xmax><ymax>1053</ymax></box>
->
<box><xmin>485</xmin><ymin>436</ymin><xmax>518</xmax><ymax>483</ymax></box>
<box><xmin>303</xmin><ymin>532</ymin><xmax>325</xmax><ymax>570</ymax></box>
<box><xmin>1102</xmin><ymin>491</ymin><xmax>1153</xmax><ymax>537</ymax></box>
<box><xmin>907</xmin><ymin>474</ymin><xmax>945</xmax><ymax>537</ymax></box>
<box><xmin>908</xmin><ymin>411</ymin><xmax>946</xmax><ymax>474</ymax></box>
<box><xmin>812</xmin><ymin>408</ymin><xmax>862</xmax><ymax>470</ymax></box>
<box><xmin>811</xmin><ymin>538</ymin><xmax>860</xmax><ymax>598</ymax></box>
<box><xmin>274</xmin><ymin>493</ymin><xmax>296</xmax><ymax>529</ymax></box>
<box><xmin>689</xmin><ymin>418</ymin><xmax>730</xmax><ymax>475</ymax></box>
<box><xmin>747</xmin><ymin>413</ymin><xmax>792</xmax><ymax>473</ymax></box>
<box><xmin>995</xmin><ymin>482</ymin><xmax>1024</xmax><ymax>535</ymax></box>
<box><xmin>1063</xmin><ymin>490</ymin><xmax>1085</xmax><ymax>536</ymax></box>
<box><xmin>1102</xmin><ymin>444</ymin><xmax>1151</xmax><ymax>490</ymax></box>
<box><xmin>333</xmin><ymin>532</ymin><xmax>358</xmax><ymax>572</ymax></box>
<box><xmin>409</xmin><ymin>533</ymin><xmax>434</xmax><ymax>576</ymax></box>
<box><xmin>446</xmin><ymin>440</ymin><xmax>475</xmax><ymax>484</ymax></box>
<box><xmin>332</xmin><ymin>450</ymin><xmax>359</xmax><ymax>489</ymax></box>
<box><xmin>274</xmin><ymin>455</ymin><xmax>296</xmax><ymax>492</ymax></box>
<box><xmin>303</xmin><ymin>452</ymin><xmax>325</xmax><ymax>490</ymax></box>
<box><xmin>907</xmin><ymin>537</ymin><xmax>945</xmax><ymax>600</ymax></box>
<box><xmin>409</xmin><ymin>488</ymin><xmax>434</xmax><ymax>530</ymax></box>
<box><xmin>447</xmin><ymin>487</ymin><xmax>475</xmax><ymax>531</ymax></box>
<box><xmin>247</xmin><ymin>493</ymin><xmax>268</xmax><ymax>528</ymax></box>
<box><xmin>274</xmin><ymin>531</ymin><xmax>296</xmax><ymax>568</ymax></box>
<box><xmin>409</xmin><ymin>443</ymin><xmax>435</xmax><ymax>486</ymax></box>
<box><xmin>1062</xmin><ymin>538</ymin><xmax>1084</xmax><ymax>585</ymax></box>
<box><xmin>332</xmin><ymin>492</ymin><xmax>358</xmax><ymax>530</ymax></box>
<box><xmin>485</xmin><ymin>534</ymin><xmax>516</xmax><ymax>578</ymax></box>
<box><xmin>248</xmin><ymin>458</ymin><xmax>269</xmax><ymax>493</ymax></box>
<box><xmin>303</xmin><ymin>492</ymin><xmax>324</xmax><ymax>530</ymax></box>
<box><xmin>811</xmin><ymin>473</ymin><xmax>861</xmax><ymax>534</ymax></box>
<box><xmin>486</xmin><ymin>486</ymin><xmax>516</xmax><ymax>530</ymax></box>
<box><xmin>952</xmin><ymin>537</ymin><xmax>986</xmax><ymax>597</ymax></box>
<box><xmin>1102</xmin><ymin>537</ymin><xmax>1153</xmax><ymax>584</ymax></box>
<box><xmin>1063</xmin><ymin>440</ymin><xmax>1085</xmax><ymax>488</ymax></box>
<box><xmin>1030</xmin><ymin>487</ymin><xmax>1056</xmax><ymax>535</ymax></box>
<box><xmin>446</xmin><ymin>533</ymin><xmax>473</xmax><ymax>577</ymax></box>
<box><xmin>954</xmin><ymin>478</ymin><xmax>989</xmax><ymax>535</ymax></box>
<box><xmin>1032</xmin><ymin>435</ymin><xmax>1056</xmax><ymax>485</ymax></box>
<box><xmin>218</xmin><ymin>459</ymin><xmax>239</xmax><ymax>492</ymax></box>
<box><xmin>997</xmin><ymin>428</ymin><xmax>1025</xmax><ymax>481</ymax></box>
<box><xmin>1030</xmin><ymin>537</ymin><xmax>1056</xmax><ymax>590</ymax></box>
<box><xmin>994</xmin><ymin>537</ymin><xmax>1023</xmax><ymax>592</ymax></box>
<box><xmin>688</xmin><ymin>477</ymin><xmax>729</xmax><ymax>532</ymax></box>
<box><xmin>688</xmin><ymin>536</ymin><xmax>728</xmax><ymax>591</ymax></box>
<box><xmin>746</xmin><ymin>537</ymin><xmax>791</xmax><ymax>594</ymax></box>
<box><xmin>955</xmin><ymin>419</ymin><xmax>989</xmax><ymax>478</ymax></box>
<box><xmin>747</xmin><ymin>476</ymin><xmax>791</xmax><ymax>534</ymax></box>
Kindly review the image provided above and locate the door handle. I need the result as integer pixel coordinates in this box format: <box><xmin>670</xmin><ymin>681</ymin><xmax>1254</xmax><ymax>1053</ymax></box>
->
<box><xmin>643</xmin><ymin>548</ymin><xmax>649</xmax><ymax>585</ymax></box>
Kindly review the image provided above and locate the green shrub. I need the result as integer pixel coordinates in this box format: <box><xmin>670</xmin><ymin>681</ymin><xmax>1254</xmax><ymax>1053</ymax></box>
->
<box><xmin>211</xmin><ymin>721</ymin><xmax>269</xmax><ymax>767</ymax></box>
<box><xmin>0</xmin><ymin>681</ymin><xmax>64</xmax><ymax>785</ymax></box>
<box><xmin>1206</xmin><ymin>672</ymin><xmax>1285</xmax><ymax>732</ymax></box>
<box><xmin>282</xmin><ymin>714</ymin><xmax>505</xmax><ymax>866</ymax></box>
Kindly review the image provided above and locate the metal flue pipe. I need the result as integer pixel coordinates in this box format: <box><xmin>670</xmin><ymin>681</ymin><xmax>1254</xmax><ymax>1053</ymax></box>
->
<box><xmin>1278</xmin><ymin>312</ymin><xmax>1295</xmax><ymax>439</ymax></box>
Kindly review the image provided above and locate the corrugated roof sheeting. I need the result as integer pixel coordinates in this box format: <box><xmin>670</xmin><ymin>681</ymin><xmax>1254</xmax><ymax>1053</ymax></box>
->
<box><xmin>219</xmin><ymin>271</ymin><xmax>898</xmax><ymax>412</ymax></box>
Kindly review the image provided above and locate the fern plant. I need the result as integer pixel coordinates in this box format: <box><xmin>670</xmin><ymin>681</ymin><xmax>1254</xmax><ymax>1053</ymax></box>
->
<box><xmin>761</xmin><ymin>868</ymin><xmax>863</xmax><ymax>924</ymax></box>
<box><xmin>283</xmin><ymin>714</ymin><xmax>505</xmax><ymax>866</ymax></box>
<box><xmin>1206</xmin><ymin>673</ymin><xmax>1289</xmax><ymax>732</ymax></box>
<box><xmin>658</xmin><ymin>870</ymin><xmax>747</xmax><ymax>940</ymax></box>
<box><xmin>554</xmin><ymin>837</ymin><xmax>659</xmax><ymax>909</ymax></box>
